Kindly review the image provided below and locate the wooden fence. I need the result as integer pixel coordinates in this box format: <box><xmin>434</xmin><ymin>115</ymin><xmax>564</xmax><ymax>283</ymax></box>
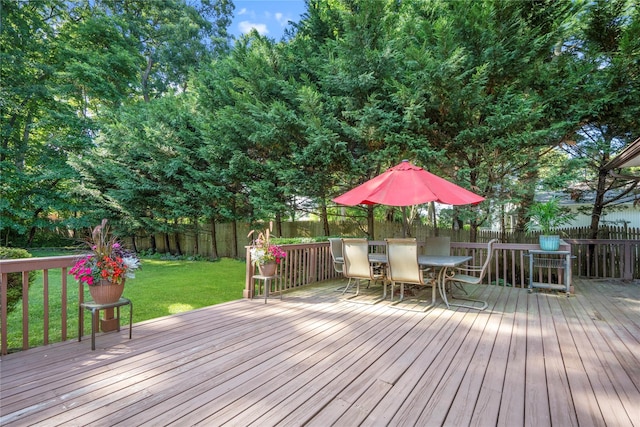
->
<box><xmin>129</xmin><ymin>221</ymin><xmax>640</xmax><ymax>259</ymax></box>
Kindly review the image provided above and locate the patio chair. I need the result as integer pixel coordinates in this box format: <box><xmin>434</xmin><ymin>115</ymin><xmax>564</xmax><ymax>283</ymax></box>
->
<box><xmin>423</xmin><ymin>236</ymin><xmax>452</xmax><ymax>288</ymax></box>
<box><xmin>442</xmin><ymin>239</ymin><xmax>498</xmax><ymax>311</ymax></box>
<box><xmin>386</xmin><ymin>238</ymin><xmax>436</xmax><ymax>311</ymax></box>
<box><xmin>424</xmin><ymin>236</ymin><xmax>451</xmax><ymax>256</ymax></box>
<box><xmin>328</xmin><ymin>238</ymin><xmax>344</xmax><ymax>272</ymax></box>
<box><xmin>342</xmin><ymin>238</ymin><xmax>385</xmax><ymax>299</ymax></box>
<box><xmin>329</xmin><ymin>237</ymin><xmax>352</xmax><ymax>292</ymax></box>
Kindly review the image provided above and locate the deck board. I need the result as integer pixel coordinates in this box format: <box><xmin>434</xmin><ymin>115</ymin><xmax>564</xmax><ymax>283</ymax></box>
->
<box><xmin>469</xmin><ymin>286</ymin><xmax>519</xmax><ymax>426</ymax></box>
<box><xmin>1</xmin><ymin>278</ymin><xmax>639</xmax><ymax>426</ymax></box>
<box><xmin>538</xmin><ymin>293</ymin><xmax>579</xmax><ymax>427</ymax></box>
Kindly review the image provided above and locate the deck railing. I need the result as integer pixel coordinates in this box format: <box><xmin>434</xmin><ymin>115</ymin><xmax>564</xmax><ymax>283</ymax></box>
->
<box><xmin>244</xmin><ymin>243</ymin><xmax>342</xmax><ymax>299</ymax></box>
<box><xmin>244</xmin><ymin>241</ymin><xmax>574</xmax><ymax>298</ymax></box>
<box><xmin>2</xmin><ymin>239</ymin><xmax>637</xmax><ymax>355</ymax></box>
<box><xmin>564</xmin><ymin>238</ymin><xmax>638</xmax><ymax>280</ymax></box>
<box><xmin>244</xmin><ymin>239</ymin><xmax>638</xmax><ymax>298</ymax></box>
<box><xmin>0</xmin><ymin>256</ymin><xmax>79</xmax><ymax>355</ymax></box>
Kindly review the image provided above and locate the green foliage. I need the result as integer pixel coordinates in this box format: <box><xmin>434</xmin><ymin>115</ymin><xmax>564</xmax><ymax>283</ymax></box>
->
<box><xmin>1</xmin><ymin>0</ymin><xmax>233</xmax><ymax>245</ymax></box>
<box><xmin>0</xmin><ymin>247</ymin><xmax>36</xmax><ymax>313</ymax></box>
<box><xmin>3</xmin><ymin>0</ymin><xmax>639</xmax><ymax>247</ymax></box>
<box><xmin>525</xmin><ymin>199</ymin><xmax>576</xmax><ymax>235</ymax></box>
<box><xmin>271</xmin><ymin>237</ymin><xmax>322</xmax><ymax>245</ymax></box>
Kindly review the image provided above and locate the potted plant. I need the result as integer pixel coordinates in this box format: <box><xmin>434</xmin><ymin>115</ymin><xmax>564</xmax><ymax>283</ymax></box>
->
<box><xmin>525</xmin><ymin>198</ymin><xmax>575</xmax><ymax>251</ymax></box>
<box><xmin>247</xmin><ymin>222</ymin><xmax>286</xmax><ymax>276</ymax></box>
<box><xmin>69</xmin><ymin>219</ymin><xmax>141</xmax><ymax>303</ymax></box>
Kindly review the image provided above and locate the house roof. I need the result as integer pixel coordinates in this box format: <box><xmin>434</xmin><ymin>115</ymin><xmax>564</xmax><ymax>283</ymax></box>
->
<box><xmin>604</xmin><ymin>137</ymin><xmax>640</xmax><ymax>169</ymax></box>
<box><xmin>603</xmin><ymin>136</ymin><xmax>640</xmax><ymax>181</ymax></box>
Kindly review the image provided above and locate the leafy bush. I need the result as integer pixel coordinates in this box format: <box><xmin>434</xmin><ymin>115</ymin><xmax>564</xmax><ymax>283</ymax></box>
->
<box><xmin>0</xmin><ymin>247</ymin><xmax>37</xmax><ymax>313</ymax></box>
<box><xmin>271</xmin><ymin>237</ymin><xmax>325</xmax><ymax>244</ymax></box>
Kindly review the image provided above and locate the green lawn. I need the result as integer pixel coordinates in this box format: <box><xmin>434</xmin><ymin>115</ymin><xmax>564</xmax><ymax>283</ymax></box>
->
<box><xmin>5</xmin><ymin>255</ymin><xmax>246</xmax><ymax>351</ymax></box>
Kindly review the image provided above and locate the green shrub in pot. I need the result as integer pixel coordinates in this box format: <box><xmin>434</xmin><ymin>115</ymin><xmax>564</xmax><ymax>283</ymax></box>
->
<box><xmin>525</xmin><ymin>198</ymin><xmax>575</xmax><ymax>251</ymax></box>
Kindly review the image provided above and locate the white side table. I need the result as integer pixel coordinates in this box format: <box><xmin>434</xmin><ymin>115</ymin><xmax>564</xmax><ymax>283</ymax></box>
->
<box><xmin>252</xmin><ymin>274</ymin><xmax>281</xmax><ymax>303</ymax></box>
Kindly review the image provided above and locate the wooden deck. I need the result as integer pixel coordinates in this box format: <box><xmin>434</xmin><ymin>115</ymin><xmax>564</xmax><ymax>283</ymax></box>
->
<box><xmin>1</xmin><ymin>278</ymin><xmax>639</xmax><ymax>426</ymax></box>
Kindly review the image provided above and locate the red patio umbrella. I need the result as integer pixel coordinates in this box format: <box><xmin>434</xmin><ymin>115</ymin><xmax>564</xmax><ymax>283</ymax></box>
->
<box><xmin>334</xmin><ymin>160</ymin><xmax>485</xmax><ymax>206</ymax></box>
<box><xmin>333</xmin><ymin>160</ymin><xmax>485</xmax><ymax>235</ymax></box>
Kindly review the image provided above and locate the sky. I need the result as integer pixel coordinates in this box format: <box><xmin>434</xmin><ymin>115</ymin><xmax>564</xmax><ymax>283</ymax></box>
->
<box><xmin>230</xmin><ymin>1</ymin><xmax>307</xmax><ymax>41</ymax></box>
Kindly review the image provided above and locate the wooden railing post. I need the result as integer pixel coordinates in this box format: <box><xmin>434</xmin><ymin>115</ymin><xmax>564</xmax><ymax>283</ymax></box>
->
<box><xmin>243</xmin><ymin>245</ymin><xmax>254</xmax><ymax>299</ymax></box>
<box><xmin>623</xmin><ymin>240</ymin><xmax>633</xmax><ymax>281</ymax></box>
<box><xmin>1</xmin><ymin>272</ymin><xmax>8</xmax><ymax>355</ymax></box>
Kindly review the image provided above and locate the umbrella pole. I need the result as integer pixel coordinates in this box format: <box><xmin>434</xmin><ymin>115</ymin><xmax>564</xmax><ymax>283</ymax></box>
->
<box><xmin>402</xmin><ymin>206</ymin><xmax>408</xmax><ymax>238</ymax></box>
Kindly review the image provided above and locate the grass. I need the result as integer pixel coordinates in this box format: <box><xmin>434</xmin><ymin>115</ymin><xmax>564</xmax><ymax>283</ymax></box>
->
<box><xmin>5</xmin><ymin>254</ymin><xmax>246</xmax><ymax>351</ymax></box>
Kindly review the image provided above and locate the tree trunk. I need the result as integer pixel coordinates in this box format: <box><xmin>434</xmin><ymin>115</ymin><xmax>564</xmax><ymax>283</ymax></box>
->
<box><xmin>429</xmin><ymin>202</ymin><xmax>438</xmax><ymax>236</ymax></box>
<box><xmin>142</xmin><ymin>56</ymin><xmax>153</xmax><ymax>103</ymax></box>
<box><xmin>192</xmin><ymin>218</ymin><xmax>199</xmax><ymax>256</ymax></box>
<box><xmin>516</xmin><ymin>169</ymin><xmax>538</xmax><ymax>232</ymax></box>
<box><xmin>469</xmin><ymin>221</ymin><xmax>478</xmax><ymax>243</ymax></box>
<box><xmin>589</xmin><ymin>169</ymin><xmax>608</xmax><ymax>239</ymax></box>
<box><xmin>367</xmin><ymin>205</ymin><xmax>375</xmax><ymax>239</ymax></box>
<box><xmin>209</xmin><ymin>218</ymin><xmax>218</xmax><ymax>259</ymax></box>
<box><xmin>26</xmin><ymin>208</ymin><xmax>43</xmax><ymax>247</ymax></box>
<box><xmin>320</xmin><ymin>201</ymin><xmax>330</xmax><ymax>236</ymax></box>
<box><xmin>275</xmin><ymin>212</ymin><xmax>283</xmax><ymax>237</ymax></box>
<box><xmin>174</xmin><ymin>232</ymin><xmax>182</xmax><ymax>255</ymax></box>
<box><xmin>231</xmin><ymin>219</ymin><xmax>238</xmax><ymax>258</ymax></box>
<box><xmin>164</xmin><ymin>233</ymin><xmax>171</xmax><ymax>254</ymax></box>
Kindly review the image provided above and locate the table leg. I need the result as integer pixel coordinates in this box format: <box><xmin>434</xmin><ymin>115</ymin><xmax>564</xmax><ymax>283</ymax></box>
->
<box><xmin>78</xmin><ymin>304</ymin><xmax>82</xmax><ymax>342</ymax></box>
<box><xmin>264</xmin><ymin>278</ymin><xmax>268</xmax><ymax>303</ymax></box>
<box><xmin>431</xmin><ymin>276</ymin><xmax>437</xmax><ymax>305</ymax></box>
<box><xmin>91</xmin><ymin>308</ymin><xmax>97</xmax><ymax>351</ymax></box>
<box><xmin>438</xmin><ymin>267</ymin><xmax>451</xmax><ymax>309</ymax></box>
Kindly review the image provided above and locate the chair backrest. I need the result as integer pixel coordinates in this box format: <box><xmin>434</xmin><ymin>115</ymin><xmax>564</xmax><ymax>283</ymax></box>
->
<box><xmin>476</xmin><ymin>239</ymin><xmax>498</xmax><ymax>281</ymax></box>
<box><xmin>328</xmin><ymin>238</ymin><xmax>344</xmax><ymax>273</ymax></box>
<box><xmin>424</xmin><ymin>236</ymin><xmax>451</xmax><ymax>256</ymax></box>
<box><xmin>386</xmin><ymin>238</ymin><xmax>425</xmax><ymax>285</ymax></box>
<box><xmin>342</xmin><ymin>238</ymin><xmax>373</xmax><ymax>280</ymax></box>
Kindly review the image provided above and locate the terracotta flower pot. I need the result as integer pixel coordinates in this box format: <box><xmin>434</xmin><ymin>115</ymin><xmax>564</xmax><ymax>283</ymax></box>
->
<box><xmin>258</xmin><ymin>262</ymin><xmax>277</xmax><ymax>277</ymax></box>
<box><xmin>89</xmin><ymin>279</ymin><xmax>125</xmax><ymax>304</ymax></box>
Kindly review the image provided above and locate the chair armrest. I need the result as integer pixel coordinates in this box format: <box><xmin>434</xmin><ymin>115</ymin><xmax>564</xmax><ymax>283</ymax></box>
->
<box><xmin>453</xmin><ymin>265</ymin><xmax>483</xmax><ymax>274</ymax></box>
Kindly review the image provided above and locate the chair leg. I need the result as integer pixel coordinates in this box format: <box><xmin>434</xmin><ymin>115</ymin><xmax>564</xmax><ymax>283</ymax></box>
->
<box><xmin>391</xmin><ymin>283</ymin><xmax>437</xmax><ymax>311</ymax></box>
<box><xmin>453</xmin><ymin>281</ymin><xmax>468</xmax><ymax>295</ymax></box>
<box><xmin>441</xmin><ymin>280</ymin><xmax>488</xmax><ymax>311</ymax></box>
<box><xmin>338</xmin><ymin>278</ymin><xmax>354</xmax><ymax>294</ymax></box>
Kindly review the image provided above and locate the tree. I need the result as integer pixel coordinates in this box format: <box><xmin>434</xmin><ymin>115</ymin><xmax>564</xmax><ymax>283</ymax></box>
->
<box><xmin>557</xmin><ymin>0</ymin><xmax>640</xmax><ymax>238</ymax></box>
<box><xmin>0</xmin><ymin>0</ymin><xmax>138</xmax><ymax>245</ymax></box>
<box><xmin>1</xmin><ymin>0</ymin><xmax>234</xmax><ymax>245</ymax></box>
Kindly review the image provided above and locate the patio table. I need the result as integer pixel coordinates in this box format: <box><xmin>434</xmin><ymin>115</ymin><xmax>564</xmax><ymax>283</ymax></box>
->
<box><xmin>420</xmin><ymin>255</ymin><xmax>473</xmax><ymax>306</ymax></box>
<box><xmin>368</xmin><ymin>253</ymin><xmax>472</xmax><ymax>305</ymax></box>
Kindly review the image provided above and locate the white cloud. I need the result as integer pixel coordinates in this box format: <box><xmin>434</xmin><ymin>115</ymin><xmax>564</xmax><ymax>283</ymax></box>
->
<box><xmin>238</xmin><ymin>20</ymin><xmax>269</xmax><ymax>35</ymax></box>
<box><xmin>238</xmin><ymin>7</ymin><xmax>248</xmax><ymax>16</ymax></box>
<box><xmin>275</xmin><ymin>12</ymin><xmax>285</xmax><ymax>25</ymax></box>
